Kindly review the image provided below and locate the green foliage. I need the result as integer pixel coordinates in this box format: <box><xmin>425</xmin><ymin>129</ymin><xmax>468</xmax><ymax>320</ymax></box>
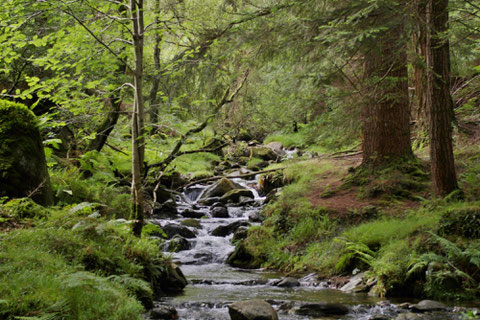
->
<box><xmin>407</xmin><ymin>233</ymin><xmax>480</xmax><ymax>300</ymax></box>
<box><xmin>438</xmin><ymin>206</ymin><xmax>480</xmax><ymax>238</ymax></box>
<box><xmin>0</xmin><ymin>207</ymin><xmax>169</xmax><ymax>319</ymax></box>
<box><xmin>0</xmin><ymin>198</ymin><xmax>49</xmax><ymax>220</ymax></box>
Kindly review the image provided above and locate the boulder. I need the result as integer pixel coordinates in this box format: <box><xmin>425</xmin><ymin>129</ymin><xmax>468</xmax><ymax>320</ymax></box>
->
<box><xmin>251</xmin><ymin>146</ymin><xmax>279</xmax><ymax>161</ymax></box>
<box><xmin>212</xmin><ymin>221</ymin><xmax>250</xmax><ymax>237</ymax></box>
<box><xmin>180</xmin><ymin>209</ymin><xmax>205</xmax><ymax>219</ymax></box>
<box><xmin>153</xmin><ymin>186</ymin><xmax>175</xmax><ymax>204</ymax></box>
<box><xmin>162</xmin><ymin>224</ymin><xmax>196</xmax><ymax>239</ymax></box>
<box><xmin>265</xmin><ymin>142</ymin><xmax>286</xmax><ymax>157</ymax></box>
<box><xmin>150</xmin><ymin>305</ymin><xmax>178</xmax><ymax>320</ymax></box>
<box><xmin>0</xmin><ymin>100</ymin><xmax>53</xmax><ymax>205</ymax></box>
<box><xmin>167</xmin><ymin>235</ymin><xmax>191</xmax><ymax>252</ymax></box>
<box><xmin>219</xmin><ymin>189</ymin><xmax>255</xmax><ymax>204</ymax></box>
<box><xmin>180</xmin><ymin>219</ymin><xmax>202</xmax><ymax>229</ymax></box>
<box><xmin>153</xmin><ymin>199</ymin><xmax>178</xmax><ymax>218</ymax></box>
<box><xmin>158</xmin><ymin>264</ymin><xmax>187</xmax><ymax>294</ymax></box>
<box><xmin>232</xmin><ymin>226</ymin><xmax>249</xmax><ymax>243</ymax></box>
<box><xmin>410</xmin><ymin>300</ymin><xmax>447</xmax><ymax>312</ymax></box>
<box><xmin>212</xmin><ymin>206</ymin><xmax>229</xmax><ymax>218</ymax></box>
<box><xmin>294</xmin><ymin>303</ymin><xmax>349</xmax><ymax>317</ymax></box>
<box><xmin>201</xmin><ymin>178</ymin><xmax>243</xmax><ymax>199</ymax></box>
<box><xmin>228</xmin><ymin>299</ymin><xmax>278</xmax><ymax>320</ymax></box>
<box><xmin>227</xmin><ymin>241</ymin><xmax>262</xmax><ymax>269</ymax></box>
<box><xmin>258</xmin><ymin>173</ymin><xmax>284</xmax><ymax>196</ymax></box>
<box><xmin>276</xmin><ymin>277</ymin><xmax>300</xmax><ymax>288</ymax></box>
<box><xmin>198</xmin><ymin>196</ymin><xmax>221</xmax><ymax>206</ymax></box>
<box><xmin>340</xmin><ymin>272</ymin><xmax>366</xmax><ymax>293</ymax></box>
<box><xmin>248</xmin><ymin>211</ymin><xmax>264</xmax><ymax>223</ymax></box>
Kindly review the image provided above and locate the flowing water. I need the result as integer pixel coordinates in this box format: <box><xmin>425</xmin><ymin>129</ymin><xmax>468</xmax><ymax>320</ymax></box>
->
<box><xmin>152</xmin><ymin>173</ymin><xmax>470</xmax><ymax>320</ymax></box>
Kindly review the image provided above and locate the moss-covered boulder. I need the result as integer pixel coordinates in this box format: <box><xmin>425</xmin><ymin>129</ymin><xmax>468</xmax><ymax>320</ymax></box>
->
<box><xmin>0</xmin><ymin>100</ymin><xmax>53</xmax><ymax>205</ymax></box>
<box><xmin>201</xmin><ymin>178</ymin><xmax>243</xmax><ymax>199</ymax></box>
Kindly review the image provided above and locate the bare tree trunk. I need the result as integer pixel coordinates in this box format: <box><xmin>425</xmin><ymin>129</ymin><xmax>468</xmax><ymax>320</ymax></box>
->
<box><xmin>149</xmin><ymin>0</ymin><xmax>162</xmax><ymax>124</ymax></box>
<box><xmin>131</xmin><ymin>0</ymin><xmax>146</xmax><ymax>236</ymax></box>
<box><xmin>426</xmin><ymin>0</ymin><xmax>458</xmax><ymax>196</ymax></box>
<box><xmin>362</xmin><ymin>18</ymin><xmax>413</xmax><ymax>167</ymax></box>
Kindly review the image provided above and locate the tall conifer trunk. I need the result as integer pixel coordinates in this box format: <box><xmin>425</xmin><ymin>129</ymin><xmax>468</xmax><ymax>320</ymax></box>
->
<box><xmin>362</xmin><ymin>18</ymin><xmax>413</xmax><ymax>167</ymax></box>
<box><xmin>425</xmin><ymin>0</ymin><xmax>458</xmax><ymax>196</ymax></box>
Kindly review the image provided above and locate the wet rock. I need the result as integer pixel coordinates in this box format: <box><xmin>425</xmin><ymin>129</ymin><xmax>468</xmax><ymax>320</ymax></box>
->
<box><xmin>158</xmin><ymin>264</ymin><xmax>187</xmax><ymax>294</ymax></box>
<box><xmin>294</xmin><ymin>303</ymin><xmax>349</xmax><ymax>317</ymax></box>
<box><xmin>212</xmin><ymin>206</ymin><xmax>229</xmax><ymax>218</ymax></box>
<box><xmin>395</xmin><ymin>313</ymin><xmax>423</xmax><ymax>320</ymax></box>
<box><xmin>180</xmin><ymin>209</ymin><xmax>205</xmax><ymax>219</ymax></box>
<box><xmin>369</xmin><ymin>315</ymin><xmax>390</xmax><ymax>320</ymax></box>
<box><xmin>263</xmin><ymin>189</ymin><xmax>281</xmax><ymax>205</ymax></box>
<box><xmin>228</xmin><ymin>299</ymin><xmax>278</xmax><ymax>320</ymax></box>
<box><xmin>266</xmin><ymin>142</ymin><xmax>286</xmax><ymax>158</ymax></box>
<box><xmin>340</xmin><ymin>272</ymin><xmax>366</xmax><ymax>292</ymax></box>
<box><xmin>232</xmin><ymin>226</ymin><xmax>249</xmax><ymax>243</ymax></box>
<box><xmin>0</xmin><ymin>100</ymin><xmax>53</xmax><ymax>205</ymax></box>
<box><xmin>202</xmin><ymin>178</ymin><xmax>243</xmax><ymax>199</ymax></box>
<box><xmin>212</xmin><ymin>202</ymin><xmax>226</xmax><ymax>209</ymax></box>
<box><xmin>162</xmin><ymin>224</ymin><xmax>196</xmax><ymax>239</ymax></box>
<box><xmin>276</xmin><ymin>277</ymin><xmax>300</xmax><ymax>288</ymax></box>
<box><xmin>150</xmin><ymin>305</ymin><xmax>178</xmax><ymax>319</ymax></box>
<box><xmin>193</xmin><ymin>251</ymin><xmax>214</xmax><ymax>264</ymax></box>
<box><xmin>167</xmin><ymin>235</ymin><xmax>191</xmax><ymax>252</ymax></box>
<box><xmin>198</xmin><ymin>197</ymin><xmax>221</xmax><ymax>206</ymax></box>
<box><xmin>410</xmin><ymin>300</ymin><xmax>447</xmax><ymax>312</ymax></box>
<box><xmin>212</xmin><ymin>221</ymin><xmax>250</xmax><ymax>237</ymax></box>
<box><xmin>180</xmin><ymin>219</ymin><xmax>202</xmax><ymax>229</ymax></box>
<box><xmin>153</xmin><ymin>200</ymin><xmax>178</xmax><ymax>218</ymax></box>
<box><xmin>227</xmin><ymin>241</ymin><xmax>262</xmax><ymax>269</ymax></box>
<box><xmin>251</xmin><ymin>146</ymin><xmax>279</xmax><ymax>161</ymax></box>
<box><xmin>219</xmin><ymin>189</ymin><xmax>255</xmax><ymax>204</ymax></box>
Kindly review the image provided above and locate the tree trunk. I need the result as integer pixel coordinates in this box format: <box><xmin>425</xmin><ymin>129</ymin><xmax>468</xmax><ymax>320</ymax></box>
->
<box><xmin>87</xmin><ymin>96</ymin><xmax>121</xmax><ymax>153</ymax></box>
<box><xmin>413</xmin><ymin>0</ymin><xmax>428</xmax><ymax>126</ymax></box>
<box><xmin>362</xmin><ymin>19</ymin><xmax>413</xmax><ymax>167</ymax></box>
<box><xmin>131</xmin><ymin>0</ymin><xmax>145</xmax><ymax>236</ymax></box>
<box><xmin>426</xmin><ymin>0</ymin><xmax>458</xmax><ymax>196</ymax></box>
<box><xmin>149</xmin><ymin>0</ymin><xmax>162</xmax><ymax>125</ymax></box>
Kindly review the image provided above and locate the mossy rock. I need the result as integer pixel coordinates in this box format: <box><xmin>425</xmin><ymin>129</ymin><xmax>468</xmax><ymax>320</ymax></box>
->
<box><xmin>227</xmin><ymin>241</ymin><xmax>262</xmax><ymax>269</ymax></box>
<box><xmin>0</xmin><ymin>100</ymin><xmax>53</xmax><ymax>205</ymax></box>
<box><xmin>181</xmin><ymin>218</ymin><xmax>202</xmax><ymax>229</ymax></box>
<box><xmin>201</xmin><ymin>178</ymin><xmax>243</xmax><ymax>199</ymax></box>
<box><xmin>251</xmin><ymin>146</ymin><xmax>278</xmax><ymax>161</ymax></box>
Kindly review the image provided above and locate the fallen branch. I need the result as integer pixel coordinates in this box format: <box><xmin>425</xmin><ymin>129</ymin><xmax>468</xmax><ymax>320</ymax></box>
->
<box><xmin>105</xmin><ymin>142</ymin><xmax>129</xmax><ymax>155</ymax></box>
<box><xmin>182</xmin><ymin>167</ymin><xmax>286</xmax><ymax>189</ymax></box>
<box><xmin>144</xmin><ymin>69</ymin><xmax>250</xmax><ymax>179</ymax></box>
<box><xmin>329</xmin><ymin>151</ymin><xmax>362</xmax><ymax>159</ymax></box>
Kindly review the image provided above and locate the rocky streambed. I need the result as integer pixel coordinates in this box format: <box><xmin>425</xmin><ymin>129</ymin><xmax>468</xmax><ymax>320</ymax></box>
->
<box><xmin>145</xmin><ymin>147</ymin><xmax>479</xmax><ymax>320</ymax></box>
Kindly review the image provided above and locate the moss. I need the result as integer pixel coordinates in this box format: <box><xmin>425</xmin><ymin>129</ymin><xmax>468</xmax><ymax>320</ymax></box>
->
<box><xmin>0</xmin><ymin>99</ymin><xmax>53</xmax><ymax>205</ymax></box>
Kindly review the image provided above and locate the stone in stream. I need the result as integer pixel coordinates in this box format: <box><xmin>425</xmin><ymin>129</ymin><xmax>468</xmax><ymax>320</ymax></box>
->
<box><xmin>153</xmin><ymin>199</ymin><xmax>178</xmax><ymax>218</ymax></box>
<box><xmin>251</xmin><ymin>146</ymin><xmax>279</xmax><ymax>161</ymax></box>
<box><xmin>150</xmin><ymin>305</ymin><xmax>178</xmax><ymax>319</ymax></box>
<box><xmin>212</xmin><ymin>221</ymin><xmax>250</xmax><ymax>237</ymax></box>
<box><xmin>158</xmin><ymin>264</ymin><xmax>188</xmax><ymax>294</ymax></box>
<box><xmin>395</xmin><ymin>313</ymin><xmax>423</xmax><ymax>320</ymax></box>
<box><xmin>410</xmin><ymin>300</ymin><xmax>447</xmax><ymax>312</ymax></box>
<box><xmin>248</xmin><ymin>211</ymin><xmax>264</xmax><ymax>223</ymax></box>
<box><xmin>219</xmin><ymin>189</ymin><xmax>255</xmax><ymax>204</ymax></box>
<box><xmin>294</xmin><ymin>303</ymin><xmax>349</xmax><ymax>317</ymax></box>
<box><xmin>201</xmin><ymin>178</ymin><xmax>244</xmax><ymax>199</ymax></box>
<box><xmin>180</xmin><ymin>208</ymin><xmax>205</xmax><ymax>219</ymax></box>
<box><xmin>162</xmin><ymin>223</ymin><xmax>196</xmax><ymax>239</ymax></box>
<box><xmin>275</xmin><ymin>277</ymin><xmax>300</xmax><ymax>288</ymax></box>
<box><xmin>228</xmin><ymin>299</ymin><xmax>278</xmax><ymax>320</ymax></box>
<box><xmin>340</xmin><ymin>272</ymin><xmax>367</xmax><ymax>293</ymax></box>
<box><xmin>232</xmin><ymin>226</ymin><xmax>249</xmax><ymax>243</ymax></box>
<box><xmin>167</xmin><ymin>235</ymin><xmax>191</xmax><ymax>252</ymax></box>
<box><xmin>227</xmin><ymin>241</ymin><xmax>262</xmax><ymax>269</ymax></box>
<box><xmin>0</xmin><ymin>100</ymin><xmax>53</xmax><ymax>206</ymax></box>
<box><xmin>211</xmin><ymin>206</ymin><xmax>229</xmax><ymax>218</ymax></box>
<box><xmin>198</xmin><ymin>196</ymin><xmax>221</xmax><ymax>206</ymax></box>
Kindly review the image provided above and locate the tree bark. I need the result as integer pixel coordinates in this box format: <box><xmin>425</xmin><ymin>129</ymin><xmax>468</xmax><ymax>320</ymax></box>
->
<box><xmin>426</xmin><ymin>0</ymin><xmax>458</xmax><ymax>196</ymax></box>
<box><xmin>131</xmin><ymin>0</ymin><xmax>146</xmax><ymax>236</ymax></box>
<box><xmin>362</xmin><ymin>17</ymin><xmax>413</xmax><ymax>167</ymax></box>
<box><xmin>148</xmin><ymin>0</ymin><xmax>162</xmax><ymax>124</ymax></box>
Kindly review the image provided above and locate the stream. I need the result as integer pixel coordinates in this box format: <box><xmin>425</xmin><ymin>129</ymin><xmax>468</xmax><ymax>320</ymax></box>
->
<box><xmin>151</xmin><ymin>168</ymin><xmax>474</xmax><ymax>320</ymax></box>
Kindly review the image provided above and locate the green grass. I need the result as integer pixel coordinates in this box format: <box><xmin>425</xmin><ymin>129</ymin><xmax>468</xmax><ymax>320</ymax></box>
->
<box><xmin>0</xmin><ymin>204</ymin><xmax>170</xmax><ymax>319</ymax></box>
